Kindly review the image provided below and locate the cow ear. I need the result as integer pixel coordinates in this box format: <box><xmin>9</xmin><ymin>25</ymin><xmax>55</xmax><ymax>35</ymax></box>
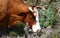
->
<box><xmin>28</xmin><ymin>6</ymin><xmax>33</xmax><ymax>12</ymax></box>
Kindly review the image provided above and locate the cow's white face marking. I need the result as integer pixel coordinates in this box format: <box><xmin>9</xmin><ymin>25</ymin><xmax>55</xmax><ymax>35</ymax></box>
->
<box><xmin>32</xmin><ymin>22</ymin><xmax>41</xmax><ymax>32</ymax></box>
<box><xmin>28</xmin><ymin>6</ymin><xmax>33</xmax><ymax>12</ymax></box>
<box><xmin>32</xmin><ymin>7</ymin><xmax>41</xmax><ymax>32</ymax></box>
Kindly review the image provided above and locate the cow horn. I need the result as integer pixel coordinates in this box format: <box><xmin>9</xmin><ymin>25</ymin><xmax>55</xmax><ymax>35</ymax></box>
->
<box><xmin>28</xmin><ymin>6</ymin><xmax>33</xmax><ymax>12</ymax></box>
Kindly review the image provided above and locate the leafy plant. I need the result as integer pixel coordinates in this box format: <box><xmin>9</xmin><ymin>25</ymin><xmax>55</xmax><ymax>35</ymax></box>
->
<box><xmin>52</xmin><ymin>33</ymin><xmax>58</xmax><ymax>38</ymax></box>
<box><xmin>9</xmin><ymin>31</ymin><xmax>17</xmax><ymax>36</ymax></box>
<box><xmin>39</xmin><ymin>3</ymin><xmax>57</xmax><ymax>28</ymax></box>
<box><xmin>24</xmin><ymin>0</ymin><xmax>35</xmax><ymax>5</ymax></box>
<box><xmin>9</xmin><ymin>22</ymin><xmax>25</xmax><ymax>36</ymax></box>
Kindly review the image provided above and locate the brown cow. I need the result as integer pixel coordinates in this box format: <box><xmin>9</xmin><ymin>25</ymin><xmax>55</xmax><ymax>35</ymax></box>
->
<box><xmin>0</xmin><ymin>0</ymin><xmax>42</xmax><ymax>37</ymax></box>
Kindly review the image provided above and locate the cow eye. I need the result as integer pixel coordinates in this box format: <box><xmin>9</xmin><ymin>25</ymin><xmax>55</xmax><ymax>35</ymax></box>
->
<box><xmin>18</xmin><ymin>13</ymin><xmax>27</xmax><ymax>16</ymax></box>
<box><xmin>32</xmin><ymin>16</ymin><xmax>35</xmax><ymax>20</ymax></box>
<box><xmin>30</xmin><ymin>16</ymin><xmax>35</xmax><ymax>20</ymax></box>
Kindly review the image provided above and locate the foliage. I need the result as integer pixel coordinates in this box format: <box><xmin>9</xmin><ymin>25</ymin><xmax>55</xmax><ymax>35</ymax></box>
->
<box><xmin>9</xmin><ymin>22</ymin><xmax>25</xmax><ymax>36</ymax></box>
<box><xmin>24</xmin><ymin>0</ymin><xmax>35</xmax><ymax>5</ymax></box>
<box><xmin>39</xmin><ymin>3</ymin><xmax>57</xmax><ymax>28</ymax></box>
<box><xmin>9</xmin><ymin>31</ymin><xmax>17</xmax><ymax>36</ymax></box>
<box><xmin>52</xmin><ymin>33</ymin><xmax>58</xmax><ymax>38</ymax></box>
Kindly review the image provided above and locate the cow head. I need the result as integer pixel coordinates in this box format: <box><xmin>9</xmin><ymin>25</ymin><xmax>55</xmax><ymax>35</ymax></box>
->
<box><xmin>8</xmin><ymin>0</ymin><xmax>41</xmax><ymax>32</ymax></box>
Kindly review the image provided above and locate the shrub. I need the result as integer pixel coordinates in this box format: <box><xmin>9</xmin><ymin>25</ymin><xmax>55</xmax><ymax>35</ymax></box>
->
<box><xmin>39</xmin><ymin>3</ymin><xmax>57</xmax><ymax>28</ymax></box>
<box><xmin>9</xmin><ymin>22</ymin><xmax>25</xmax><ymax>36</ymax></box>
<box><xmin>52</xmin><ymin>33</ymin><xmax>58</xmax><ymax>38</ymax></box>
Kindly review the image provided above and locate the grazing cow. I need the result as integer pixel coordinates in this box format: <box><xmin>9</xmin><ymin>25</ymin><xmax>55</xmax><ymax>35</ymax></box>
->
<box><xmin>0</xmin><ymin>0</ymin><xmax>42</xmax><ymax>37</ymax></box>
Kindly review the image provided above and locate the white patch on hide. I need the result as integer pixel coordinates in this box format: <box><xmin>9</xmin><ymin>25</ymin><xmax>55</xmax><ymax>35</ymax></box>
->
<box><xmin>28</xmin><ymin>6</ymin><xmax>33</xmax><ymax>12</ymax></box>
<box><xmin>32</xmin><ymin>7</ymin><xmax>41</xmax><ymax>32</ymax></box>
<box><xmin>32</xmin><ymin>22</ymin><xmax>41</xmax><ymax>32</ymax></box>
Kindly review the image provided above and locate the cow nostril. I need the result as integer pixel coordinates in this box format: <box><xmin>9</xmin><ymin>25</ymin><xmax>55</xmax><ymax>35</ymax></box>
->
<box><xmin>37</xmin><ymin>29</ymin><xmax>42</xmax><ymax>37</ymax></box>
<box><xmin>37</xmin><ymin>29</ymin><xmax>40</xmax><ymax>32</ymax></box>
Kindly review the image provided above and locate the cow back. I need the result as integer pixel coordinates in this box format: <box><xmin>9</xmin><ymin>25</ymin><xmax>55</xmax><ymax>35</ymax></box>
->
<box><xmin>0</xmin><ymin>0</ymin><xmax>9</xmax><ymax>21</ymax></box>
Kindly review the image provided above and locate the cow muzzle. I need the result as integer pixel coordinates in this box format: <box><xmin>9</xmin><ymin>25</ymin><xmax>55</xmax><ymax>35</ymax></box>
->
<box><xmin>32</xmin><ymin>22</ymin><xmax>41</xmax><ymax>32</ymax></box>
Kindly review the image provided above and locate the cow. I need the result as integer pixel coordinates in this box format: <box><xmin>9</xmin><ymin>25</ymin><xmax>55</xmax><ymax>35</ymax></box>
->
<box><xmin>0</xmin><ymin>0</ymin><xmax>45</xmax><ymax>37</ymax></box>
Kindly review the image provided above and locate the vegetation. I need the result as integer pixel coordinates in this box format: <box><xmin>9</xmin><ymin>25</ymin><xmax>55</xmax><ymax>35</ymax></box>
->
<box><xmin>39</xmin><ymin>3</ymin><xmax>57</xmax><ymax>28</ymax></box>
<box><xmin>52</xmin><ymin>33</ymin><xmax>58</xmax><ymax>38</ymax></box>
<box><xmin>9</xmin><ymin>22</ymin><xmax>25</xmax><ymax>36</ymax></box>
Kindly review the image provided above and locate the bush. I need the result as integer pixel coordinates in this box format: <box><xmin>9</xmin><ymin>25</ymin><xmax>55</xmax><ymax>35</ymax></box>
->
<box><xmin>39</xmin><ymin>3</ymin><xmax>57</xmax><ymax>28</ymax></box>
<box><xmin>52</xmin><ymin>33</ymin><xmax>58</xmax><ymax>38</ymax></box>
<box><xmin>9</xmin><ymin>22</ymin><xmax>25</xmax><ymax>36</ymax></box>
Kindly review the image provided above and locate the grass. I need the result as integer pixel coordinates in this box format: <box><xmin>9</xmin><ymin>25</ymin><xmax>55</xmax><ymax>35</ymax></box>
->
<box><xmin>52</xmin><ymin>33</ymin><xmax>58</xmax><ymax>38</ymax></box>
<box><xmin>39</xmin><ymin>3</ymin><xmax>57</xmax><ymax>28</ymax></box>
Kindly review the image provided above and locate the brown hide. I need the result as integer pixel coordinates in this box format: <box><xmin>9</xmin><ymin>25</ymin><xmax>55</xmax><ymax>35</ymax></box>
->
<box><xmin>0</xmin><ymin>0</ymin><xmax>9</xmax><ymax>21</ymax></box>
<box><xmin>0</xmin><ymin>0</ymin><xmax>36</xmax><ymax>28</ymax></box>
<box><xmin>0</xmin><ymin>0</ymin><xmax>9</xmax><ymax>28</ymax></box>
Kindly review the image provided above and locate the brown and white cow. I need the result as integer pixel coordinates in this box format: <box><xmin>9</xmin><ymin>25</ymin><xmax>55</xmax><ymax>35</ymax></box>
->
<box><xmin>0</xmin><ymin>0</ymin><xmax>43</xmax><ymax>36</ymax></box>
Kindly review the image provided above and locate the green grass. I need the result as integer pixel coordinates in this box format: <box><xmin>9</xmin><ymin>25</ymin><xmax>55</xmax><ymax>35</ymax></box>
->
<box><xmin>52</xmin><ymin>33</ymin><xmax>58</xmax><ymax>38</ymax></box>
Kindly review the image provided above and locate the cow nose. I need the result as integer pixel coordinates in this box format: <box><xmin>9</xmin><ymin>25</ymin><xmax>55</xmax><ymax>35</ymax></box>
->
<box><xmin>32</xmin><ymin>22</ymin><xmax>41</xmax><ymax>32</ymax></box>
